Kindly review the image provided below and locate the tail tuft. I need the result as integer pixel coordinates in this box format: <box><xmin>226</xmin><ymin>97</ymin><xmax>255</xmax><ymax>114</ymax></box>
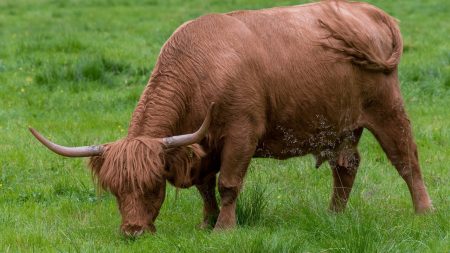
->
<box><xmin>318</xmin><ymin>1</ymin><xmax>403</xmax><ymax>74</ymax></box>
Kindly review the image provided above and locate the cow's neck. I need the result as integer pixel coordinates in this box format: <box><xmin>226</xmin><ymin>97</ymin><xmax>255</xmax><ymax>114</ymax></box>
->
<box><xmin>127</xmin><ymin>75</ymin><xmax>192</xmax><ymax>139</ymax></box>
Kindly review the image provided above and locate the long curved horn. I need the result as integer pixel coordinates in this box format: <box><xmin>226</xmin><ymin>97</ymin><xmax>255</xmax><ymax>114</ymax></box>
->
<box><xmin>162</xmin><ymin>102</ymin><xmax>215</xmax><ymax>147</ymax></box>
<box><xmin>29</xmin><ymin>128</ymin><xmax>104</xmax><ymax>157</ymax></box>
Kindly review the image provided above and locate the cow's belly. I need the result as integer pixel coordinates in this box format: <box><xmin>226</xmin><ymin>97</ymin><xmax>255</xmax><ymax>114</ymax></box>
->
<box><xmin>253</xmin><ymin>109</ymin><xmax>359</xmax><ymax>160</ymax></box>
<box><xmin>255</xmin><ymin>126</ymin><xmax>341</xmax><ymax>160</ymax></box>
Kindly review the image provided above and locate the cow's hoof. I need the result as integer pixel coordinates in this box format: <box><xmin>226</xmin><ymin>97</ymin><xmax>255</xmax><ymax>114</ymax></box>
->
<box><xmin>197</xmin><ymin>221</ymin><xmax>213</xmax><ymax>230</ymax></box>
<box><xmin>213</xmin><ymin>222</ymin><xmax>236</xmax><ymax>232</ymax></box>
<box><xmin>415</xmin><ymin>205</ymin><xmax>435</xmax><ymax>214</ymax></box>
<box><xmin>329</xmin><ymin>206</ymin><xmax>346</xmax><ymax>213</ymax></box>
<box><xmin>197</xmin><ymin>214</ymin><xmax>218</xmax><ymax>230</ymax></box>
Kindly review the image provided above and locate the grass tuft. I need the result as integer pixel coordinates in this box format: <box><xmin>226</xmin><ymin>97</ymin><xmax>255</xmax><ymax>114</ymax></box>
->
<box><xmin>236</xmin><ymin>184</ymin><xmax>268</xmax><ymax>227</ymax></box>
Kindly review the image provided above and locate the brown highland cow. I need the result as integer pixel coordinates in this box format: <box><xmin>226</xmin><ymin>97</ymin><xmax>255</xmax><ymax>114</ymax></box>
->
<box><xmin>30</xmin><ymin>0</ymin><xmax>433</xmax><ymax>236</ymax></box>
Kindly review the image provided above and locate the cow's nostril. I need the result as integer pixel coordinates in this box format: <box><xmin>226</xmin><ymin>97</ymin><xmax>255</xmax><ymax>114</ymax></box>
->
<box><xmin>133</xmin><ymin>229</ymin><xmax>144</xmax><ymax>237</ymax></box>
<box><xmin>121</xmin><ymin>224</ymin><xmax>145</xmax><ymax>237</ymax></box>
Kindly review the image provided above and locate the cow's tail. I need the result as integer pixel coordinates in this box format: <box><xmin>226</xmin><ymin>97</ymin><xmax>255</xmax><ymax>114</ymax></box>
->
<box><xmin>318</xmin><ymin>1</ymin><xmax>403</xmax><ymax>74</ymax></box>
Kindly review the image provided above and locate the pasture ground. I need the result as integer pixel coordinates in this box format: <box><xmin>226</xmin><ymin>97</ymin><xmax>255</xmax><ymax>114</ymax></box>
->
<box><xmin>0</xmin><ymin>0</ymin><xmax>449</xmax><ymax>252</ymax></box>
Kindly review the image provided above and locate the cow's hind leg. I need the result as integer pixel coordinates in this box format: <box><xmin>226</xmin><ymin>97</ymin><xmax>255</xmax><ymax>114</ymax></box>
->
<box><xmin>365</xmin><ymin>103</ymin><xmax>432</xmax><ymax>213</ymax></box>
<box><xmin>329</xmin><ymin>128</ymin><xmax>363</xmax><ymax>212</ymax></box>
<box><xmin>196</xmin><ymin>175</ymin><xmax>219</xmax><ymax>229</ymax></box>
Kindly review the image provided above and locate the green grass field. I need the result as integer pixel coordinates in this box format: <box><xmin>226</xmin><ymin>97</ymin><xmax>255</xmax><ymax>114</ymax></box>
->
<box><xmin>0</xmin><ymin>0</ymin><xmax>449</xmax><ymax>252</ymax></box>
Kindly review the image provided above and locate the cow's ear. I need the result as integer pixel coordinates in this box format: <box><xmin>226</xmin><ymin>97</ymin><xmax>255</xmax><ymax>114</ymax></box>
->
<box><xmin>88</xmin><ymin>154</ymin><xmax>105</xmax><ymax>175</ymax></box>
<box><xmin>88</xmin><ymin>154</ymin><xmax>105</xmax><ymax>190</ymax></box>
<box><xmin>187</xmin><ymin>144</ymin><xmax>206</xmax><ymax>159</ymax></box>
<box><xmin>164</xmin><ymin>144</ymin><xmax>205</xmax><ymax>187</ymax></box>
<box><xmin>87</xmin><ymin>144</ymin><xmax>110</xmax><ymax>189</ymax></box>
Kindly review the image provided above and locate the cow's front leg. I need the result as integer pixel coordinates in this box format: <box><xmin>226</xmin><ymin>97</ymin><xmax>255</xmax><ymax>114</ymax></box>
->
<box><xmin>196</xmin><ymin>175</ymin><xmax>219</xmax><ymax>229</ymax></box>
<box><xmin>214</xmin><ymin>133</ymin><xmax>257</xmax><ymax>230</ymax></box>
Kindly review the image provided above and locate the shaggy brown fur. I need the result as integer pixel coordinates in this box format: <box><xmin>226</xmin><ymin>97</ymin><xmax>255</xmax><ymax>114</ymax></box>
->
<box><xmin>164</xmin><ymin>144</ymin><xmax>206</xmax><ymax>188</ymax></box>
<box><xmin>47</xmin><ymin>0</ymin><xmax>432</xmax><ymax>235</ymax></box>
<box><xmin>89</xmin><ymin>139</ymin><xmax>205</xmax><ymax>192</ymax></box>
<box><xmin>318</xmin><ymin>1</ymin><xmax>402</xmax><ymax>73</ymax></box>
<box><xmin>89</xmin><ymin>138</ymin><xmax>165</xmax><ymax>194</ymax></box>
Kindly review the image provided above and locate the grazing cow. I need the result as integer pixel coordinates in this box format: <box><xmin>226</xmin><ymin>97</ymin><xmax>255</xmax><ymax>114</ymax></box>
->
<box><xmin>30</xmin><ymin>0</ymin><xmax>433</xmax><ymax>236</ymax></box>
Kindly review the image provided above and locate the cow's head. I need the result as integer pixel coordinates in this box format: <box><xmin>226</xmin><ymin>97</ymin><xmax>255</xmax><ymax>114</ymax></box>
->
<box><xmin>30</xmin><ymin>103</ymin><xmax>214</xmax><ymax>236</ymax></box>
